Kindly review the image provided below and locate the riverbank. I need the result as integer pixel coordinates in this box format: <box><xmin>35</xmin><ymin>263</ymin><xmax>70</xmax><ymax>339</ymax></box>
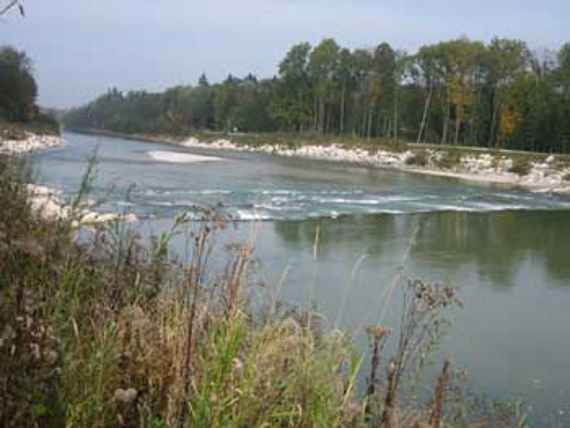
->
<box><xmin>0</xmin><ymin>131</ymin><xmax>64</xmax><ymax>154</ymax></box>
<box><xmin>26</xmin><ymin>184</ymin><xmax>138</xmax><ymax>225</ymax></box>
<box><xmin>182</xmin><ymin>137</ymin><xmax>570</xmax><ymax>194</ymax></box>
<box><xmin>71</xmin><ymin>128</ymin><xmax>570</xmax><ymax>194</ymax></box>
<box><xmin>0</xmin><ymin>130</ymin><xmax>137</xmax><ymax>224</ymax></box>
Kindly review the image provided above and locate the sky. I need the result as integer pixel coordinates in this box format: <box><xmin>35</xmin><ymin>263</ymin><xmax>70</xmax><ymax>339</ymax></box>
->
<box><xmin>1</xmin><ymin>0</ymin><xmax>569</xmax><ymax>108</ymax></box>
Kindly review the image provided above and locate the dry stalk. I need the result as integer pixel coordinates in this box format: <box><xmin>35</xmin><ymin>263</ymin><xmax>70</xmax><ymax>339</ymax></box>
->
<box><xmin>225</xmin><ymin>244</ymin><xmax>252</xmax><ymax>320</ymax></box>
<box><xmin>429</xmin><ymin>359</ymin><xmax>451</xmax><ymax>428</ymax></box>
<box><xmin>379</xmin><ymin>280</ymin><xmax>460</xmax><ymax>428</ymax></box>
<box><xmin>365</xmin><ymin>325</ymin><xmax>391</xmax><ymax>414</ymax></box>
<box><xmin>381</xmin><ymin>359</ymin><xmax>401</xmax><ymax>428</ymax></box>
<box><xmin>180</xmin><ymin>222</ymin><xmax>216</xmax><ymax>424</ymax></box>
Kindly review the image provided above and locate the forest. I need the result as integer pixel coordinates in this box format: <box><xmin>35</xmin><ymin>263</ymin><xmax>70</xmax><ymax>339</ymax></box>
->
<box><xmin>64</xmin><ymin>37</ymin><xmax>570</xmax><ymax>153</ymax></box>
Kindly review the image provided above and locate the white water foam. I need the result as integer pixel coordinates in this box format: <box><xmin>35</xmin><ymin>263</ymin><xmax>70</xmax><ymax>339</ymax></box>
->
<box><xmin>198</xmin><ymin>190</ymin><xmax>232</xmax><ymax>195</ymax></box>
<box><xmin>147</xmin><ymin>201</ymin><xmax>175</xmax><ymax>207</ymax></box>
<box><xmin>147</xmin><ymin>150</ymin><xmax>224</xmax><ymax>163</ymax></box>
<box><xmin>313</xmin><ymin>195</ymin><xmax>423</xmax><ymax>205</ymax></box>
<box><xmin>469</xmin><ymin>202</ymin><xmax>529</xmax><ymax>211</ymax></box>
<box><xmin>261</xmin><ymin>190</ymin><xmax>300</xmax><ymax>195</ymax></box>
<box><xmin>254</xmin><ymin>204</ymin><xmax>303</xmax><ymax>212</ymax></box>
<box><xmin>315</xmin><ymin>198</ymin><xmax>379</xmax><ymax>205</ymax></box>
<box><xmin>367</xmin><ymin>208</ymin><xmax>406</xmax><ymax>215</ymax></box>
<box><xmin>235</xmin><ymin>210</ymin><xmax>272</xmax><ymax>221</ymax></box>
<box><xmin>406</xmin><ymin>202</ymin><xmax>479</xmax><ymax>212</ymax></box>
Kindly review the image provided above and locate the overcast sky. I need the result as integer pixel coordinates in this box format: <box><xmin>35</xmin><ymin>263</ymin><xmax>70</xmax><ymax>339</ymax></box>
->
<box><xmin>2</xmin><ymin>0</ymin><xmax>569</xmax><ymax>108</ymax></box>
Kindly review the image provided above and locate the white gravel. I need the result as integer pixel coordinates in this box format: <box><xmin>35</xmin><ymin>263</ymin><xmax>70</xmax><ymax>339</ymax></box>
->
<box><xmin>0</xmin><ymin>133</ymin><xmax>64</xmax><ymax>154</ymax></box>
<box><xmin>26</xmin><ymin>184</ymin><xmax>138</xmax><ymax>225</ymax></box>
<box><xmin>147</xmin><ymin>150</ymin><xmax>223</xmax><ymax>163</ymax></box>
<box><xmin>2</xmin><ymin>133</ymin><xmax>137</xmax><ymax>225</ymax></box>
<box><xmin>181</xmin><ymin>137</ymin><xmax>570</xmax><ymax>194</ymax></box>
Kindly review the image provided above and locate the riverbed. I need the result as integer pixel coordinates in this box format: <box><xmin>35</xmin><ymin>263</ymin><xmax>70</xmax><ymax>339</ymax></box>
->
<box><xmin>32</xmin><ymin>131</ymin><xmax>570</xmax><ymax>425</ymax></box>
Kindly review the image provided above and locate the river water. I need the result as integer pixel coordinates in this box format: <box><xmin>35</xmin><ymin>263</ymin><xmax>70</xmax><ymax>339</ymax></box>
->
<box><xmin>32</xmin><ymin>132</ymin><xmax>570</xmax><ymax>424</ymax></box>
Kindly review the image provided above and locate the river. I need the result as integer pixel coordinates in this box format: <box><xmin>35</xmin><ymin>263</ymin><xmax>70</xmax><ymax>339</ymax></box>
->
<box><xmin>32</xmin><ymin>131</ymin><xmax>570</xmax><ymax>425</ymax></box>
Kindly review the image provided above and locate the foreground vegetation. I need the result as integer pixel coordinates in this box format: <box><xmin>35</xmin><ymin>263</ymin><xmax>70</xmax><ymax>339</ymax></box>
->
<box><xmin>0</xmin><ymin>155</ymin><xmax>532</xmax><ymax>427</ymax></box>
<box><xmin>64</xmin><ymin>37</ymin><xmax>570</xmax><ymax>154</ymax></box>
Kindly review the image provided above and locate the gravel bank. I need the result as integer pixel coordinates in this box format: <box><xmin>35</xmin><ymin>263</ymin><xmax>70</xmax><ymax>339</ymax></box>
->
<box><xmin>180</xmin><ymin>137</ymin><xmax>570</xmax><ymax>194</ymax></box>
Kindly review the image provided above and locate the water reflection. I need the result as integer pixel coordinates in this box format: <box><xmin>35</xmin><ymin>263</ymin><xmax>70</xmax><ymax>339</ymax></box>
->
<box><xmin>273</xmin><ymin>211</ymin><xmax>570</xmax><ymax>289</ymax></box>
<box><xmin>268</xmin><ymin>211</ymin><xmax>570</xmax><ymax>422</ymax></box>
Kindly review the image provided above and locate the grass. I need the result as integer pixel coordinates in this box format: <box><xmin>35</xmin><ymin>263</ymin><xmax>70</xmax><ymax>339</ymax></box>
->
<box><xmin>0</xmin><ymin>153</ymin><xmax>532</xmax><ymax>427</ymax></box>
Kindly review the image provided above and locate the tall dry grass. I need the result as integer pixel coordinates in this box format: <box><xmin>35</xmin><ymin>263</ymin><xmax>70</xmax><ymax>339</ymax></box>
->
<box><xmin>0</xmin><ymin>154</ymin><xmax>530</xmax><ymax>427</ymax></box>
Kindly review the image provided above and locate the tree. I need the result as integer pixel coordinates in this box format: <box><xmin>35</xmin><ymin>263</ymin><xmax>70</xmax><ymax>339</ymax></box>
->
<box><xmin>486</xmin><ymin>38</ymin><xmax>530</xmax><ymax>148</ymax></box>
<box><xmin>214</xmin><ymin>76</ymin><xmax>239</xmax><ymax>131</ymax></box>
<box><xmin>351</xmin><ymin>49</ymin><xmax>373</xmax><ymax>137</ymax></box>
<box><xmin>392</xmin><ymin>51</ymin><xmax>412</xmax><ymax>143</ymax></box>
<box><xmin>309</xmin><ymin>38</ymin><xmax>340</xmax><ymax>133</ymax></box>
<box><xmin>0</xmin><ymin>46</ymin><xmax>38</xmax><ymax>121</ymax></box>
<box><xmin>198</xmin><ymin>73</ymin><xmax>210</xmax><ymax>88</ymax></box>
<box><xmin>62</xmin><ymin>37</ymin><xmax>570</xmax><ymax>154</ymax></box>
<box><xmin>414</xmin><ymin>45</ymin><xmax>440</xmax><ymax>143</ymax></box>
<box><xmin>370</xmin><ymin>42</ymin><xmax>397</xmax><ymax>138</ymax></box>
<box><xmin>271</xmin><ymin>42</ymin><xmax>313</xmax><ymax>131</ymax></box>
<box><xmin>335</xmin><ymin>48</ymin><xmax>354</xmax><ymax>134</ymax></box>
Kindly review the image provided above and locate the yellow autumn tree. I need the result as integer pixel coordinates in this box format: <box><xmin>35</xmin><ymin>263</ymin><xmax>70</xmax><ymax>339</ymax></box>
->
<box><xmin>498</xmin><ymin>106</ymin><xmax>520</xmax><ymax>149</ymax></box>
<box><xmin>443</xmin><ymin>38</ymin><xmax>485</xmax><ymax>145</ymax></box>
<box><xmin>447</xmin><ymin>73</ymin><xmax>474</xmax><ymax>135</ymax></box>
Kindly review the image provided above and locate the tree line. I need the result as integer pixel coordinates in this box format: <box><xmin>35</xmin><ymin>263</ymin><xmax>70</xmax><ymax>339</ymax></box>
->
<box><xmin>0</xmin><ymin>45</ymin><xmax>59</xmax><ymax>134</ymax></box>
<box><xmin>64</xmin><ymin>37</ymin><xmax>570</xmax><ymax>153</ymax></box>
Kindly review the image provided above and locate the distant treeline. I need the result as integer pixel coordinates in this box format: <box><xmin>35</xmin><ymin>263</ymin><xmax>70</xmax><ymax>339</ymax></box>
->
<box><xmin>0</xmin><ymin>45</ymin><xmax>59</xmax><ymax>135</ymax></box>
<box><xmin>64</xmin><ymin>37</ymin><xmax>570</xmax><ymax>153</ymax></box>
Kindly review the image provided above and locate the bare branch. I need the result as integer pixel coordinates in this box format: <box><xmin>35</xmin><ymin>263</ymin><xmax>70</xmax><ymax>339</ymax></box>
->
<box><xmin>0</xmin><ymin>0</ymin><xmax>22</xmax><ymax>17</ymax></box>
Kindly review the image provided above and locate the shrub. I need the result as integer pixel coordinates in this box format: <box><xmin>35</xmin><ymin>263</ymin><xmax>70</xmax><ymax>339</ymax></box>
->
<box><xmin>26</xmin><ymin>112</ymin><xmax>60</xmax><ymax>135</ymax></box>
<box><xmin>405</xmin><ymin>150</ymin><xmax>428</xmax><ymax>167</ymax></box>
<box><xmin>0</xmin><ymin>114</ymin><xmax>60</xmax><ymax>141</ymax></box>
<box><xmin>508</xmin><ymin>158</ymin><xmax>532</xmax><ymax>176</ymax></box>
<box><xmin>434</xmin><ymin>150</ymin><xmax>462</xmax><ymax>170</ymax></box>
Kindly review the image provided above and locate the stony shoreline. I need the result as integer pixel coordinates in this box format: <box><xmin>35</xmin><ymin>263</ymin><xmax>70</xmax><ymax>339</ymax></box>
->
<box><xmin>0</xmin><ymin>132</ymin><xmax>137</xmax><ymax>225</ymax></box>
<box><xmin>26</xmin><ymin>184</ymin><xmax>138</xmax><ymax>225</ymax></box>
<box><xmin>0</xmin><ymin>132</ymin><xmax>64</xmax><ymax>155</ymax></box>
<box><xmin>178</xmin><ymin>137</ymin><xmax>570</xmax><ymax>194</ymax></box>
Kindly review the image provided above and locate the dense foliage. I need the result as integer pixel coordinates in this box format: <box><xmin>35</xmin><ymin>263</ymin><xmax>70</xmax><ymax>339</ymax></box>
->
<box><xmin>64</xmin><ymin>37</ymin><xmax>570</xmax><ymax>153</ymax></box>
<box><xmin>0</xmin><ymin>46</ymin><xmax>59</xmax><ymax>135</ymax></box>
<box><xmin>0</xmin><ymin>46</ymin><xmax>37</xmax><ymax>121</ymax></box>
<box><xmin>64</xmin><ymin>74</ymin><xmax>278</xmax><ymax>136</ymax></box>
